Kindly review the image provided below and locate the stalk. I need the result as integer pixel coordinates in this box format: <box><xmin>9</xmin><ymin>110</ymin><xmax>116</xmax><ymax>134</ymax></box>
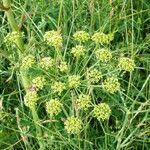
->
<box><xmin>3</xmin><ymin>0</ymin><xmax>45</xmax><ymax>149</ymax></box>
<box><xmin>31</xmin><ymin>106</ymin><xmax>45</xmax><ymax>150</ymax></box>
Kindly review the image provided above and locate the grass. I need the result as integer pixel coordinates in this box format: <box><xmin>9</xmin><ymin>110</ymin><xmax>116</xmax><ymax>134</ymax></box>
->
<box><xmin>0</xmin><ymin>0</ymin><xmax>150</xmax><ymax>150</ymax></box>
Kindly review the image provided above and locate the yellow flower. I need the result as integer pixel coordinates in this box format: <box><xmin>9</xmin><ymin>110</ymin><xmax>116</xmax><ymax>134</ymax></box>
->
<box><xmin>93</xmin><ymin>103</ymin><xmax>111</xmax><ymax>121</ymax></box>
<box><xmin>71</xmin><ymin>45</ymin><xmax>86</xmax><ymax>58</ymax></box>
<box><xmin>76</xmin><ymin>94</ymin><xmax>91</xmax><ymax>110</ymax></box>
<box><xmin>51</xmin><ymin>81</ymin><xmax>66</xmax><ymax>95</ymax></box>
<box><xmin>24</xmin><ymin>91</ymin><xmax>39</xmax><ymax>108</ymax></box>
<box><xmin>21</xmin><ymin>55</ymin><xmax>35</xmax><ymax>70</ymax></box>
<box><xmin>64</xmin><ymin>116</ymin><xmax>82</xmax><ymax>134</ymax></box>
<box><xmin>58</xmin><ymin>61</ymin><xmax>68</xmax><ymax>72</ymax></box>
<box><xmin>95</xmin><ymin>48</ymin><xmax>112</xmax><ymax>62</ymax></box>
<box><xmin>44</xmin><ymin>30</ymin><xmax>62</xmax><ymax>49</ymax></box>
<box><xmin>73</xmin><ymin>31</ymin><xmax>90</xmax><ymax>42</ymax></box>
<box><xmin>92</xmin><ymin>32</ymin><xmax>114</xmax><ymax>44</ymax></box>
<box><xmin>4</xmin><ymin>31</ymin><xmax>24</xmax><ymax>45</ymax></box>
<box><xmin>87</xmin><ymin>68</ymin><xmax>102</xmax><ymax>83</ymax></box>
<box><xmin>39</xmin><ymin>57</ymin><xmax>54</xmax><ymax>70</ymax></box>
<box><xmin>68</xmin><ymin>75</ymin><xmax>80</xmax><ymax>89</ymax></box>
<box><xmin>104</xmin><ymin>76</ymin><xmax>120</xmax><ymax>94</ymax></box>
<box><xmin>118</xmin><ymin>57</ymin><xmax>135</xmax><ymax>72</ymax></box>
<box><xmin>32</xmin><ymin>76</ymin><xmax>46</xmax><ymax>90</ymax></box>
<box><xmin>46</xmin><ymin>99</ymin><xmax>63</xmax><ymax>117</ymax></box>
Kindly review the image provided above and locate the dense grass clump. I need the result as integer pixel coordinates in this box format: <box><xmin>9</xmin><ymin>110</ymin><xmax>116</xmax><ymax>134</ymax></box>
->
<box><xmin>0</xmin><ymin>0</ymin><xmax>150</xmax><ymax>150</ymax></box>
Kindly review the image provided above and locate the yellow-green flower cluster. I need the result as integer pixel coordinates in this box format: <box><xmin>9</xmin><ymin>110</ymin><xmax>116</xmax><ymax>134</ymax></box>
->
<box><xmin>73</xmin><ymin>31</ymin><xmax>90</xmax><ymax>42</ymax></box>
<box><xmin>76</xmin><ymin>94</ymin><xmax>91</xmax><ymax>110</ymax></box>
<box><xmin>32</xmin><ymin>76</ymin><xmax>46</xmax><ymax>90</ymax></box>
<box><xmin>104</xmin><ymin>76</ymin><xmax>120</xmax><ymax>93</ymax></box>
<box><xmin>51</xmin><ymin>81</ymin><xmax>66</xmax><ymax>95</ymax></box>
<box><xmin>46</xmin><ymin>99</ymin><xmax>63</xmax><ymax>117</ymax></box>
<box><xmin>24</xmin><ymin>91</ymin><xmax>38</xmax><ymax>108</ymax></box>
<box><xmin>64</xmin><ymin>116</ymin><xmax>82</xmax><ymax>134</ymax></box>
<box><xmin>4</xmin><ymin>31</ymin><xmax>23</xmax><ymax>45</ymax></box>
<box><xmin>93</xmin><ymin>103</ymin><xmax>111</xmax><ymax>121</ymax></box>
<box><xmin>58</xmin><ymin>61</ymin><xmax>68</xmax><ymax>72</ymax></box>
<box><xmin>71</xmin><ymin>45</ymin><xmax>86</xmax><ymax>58</ymax></box>
<box><xmin>92</xmin><ymin>32</ymin><xmax>114</xmax><ymax>44</ymax></box>
<box><xmin>68</xmin><ymin>75</ymin><xmax>80</xmax><ymax>89</ymax></box>
<box><xmin>21</xmin><ymin>55</ymin><xmax>35</xmax><ymax>70</ymax></box>
<box><xmin>118</xmin><ymin>57</ymin><xmax>135</xmax><ymax>72</ymax></box>
<box><xmin>87</xmin><ymin>68</ymin><xmax>102</xmax><ymax>83</ymax></box>
<box><xmin>39</xmin><ymin>57</ymin><xmax>54</xmax><ymax>70</ymax></box>
<box><xmin>95</xmin><ymin>48</ymin><xmax>112</xmax><ymax>62</ymax></box>
<box><xmin>44</xmin><ymin>30</ymin><xmax>62</xmax><ymax>49</ymax></box>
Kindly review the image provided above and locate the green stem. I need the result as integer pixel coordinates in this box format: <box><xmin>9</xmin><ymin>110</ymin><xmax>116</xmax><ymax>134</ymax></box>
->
<box><xmin>57</xmin><ymin>0</ymin><xmax>63</xmax><ymax>27</ymax></box>
<box><xmin>31</xmin><ymin>106</ymin><xmax>45</xmax><ymax>150</ymax></box>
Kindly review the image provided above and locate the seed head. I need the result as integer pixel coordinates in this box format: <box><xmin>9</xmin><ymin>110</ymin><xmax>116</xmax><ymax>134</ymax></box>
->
<box><xmin>24</xmin><ymin>91</ymin><xmax>39</xmax><ymax>108</ymax></box>
<box><xmin>93</xmin><ymin>103</ymin><xmax>111</xmax><ymax>121</ymax></box>
<box><xmin>68</xmin><ymin>75</ymin><xmax>80</xmax><ymax>89</ymax></box>
<box><xmin>92</xmin><ymin>32</ymin><xmax>114</xmax><ymax>44</ymax></box>
<box><xmin>71</xmin><ymin>45</ymin><xmax>86</xmax><ymax>58</ymax></box>
<box><xmin>104</xmin><ymin>76</ymin><xmax>120</xmax><ymax>94</ymax></box>
<box><xmin>4</xmin><ymin>31</ymin><xmax>24</xmax><ymax>45</ymax></box>
<box><xmin>95</xmin><ymin>48</ymin><xmax>112</xmax><ymax>62</ymax></box>
<box><xmin>118</xmin><ymin>57</ymin><xmax>135</xmax><ymax>72</ymax></box>
<box><xmin>21</xmin><ymin>55</ymin><xmax>35</xmax><ymax>70</ymax></box>
<box><xmin>39</xmin><ymin>57</ymin><xmax>54</xmax><ymax>70</ymax></box>
<box><xmin>64</xmin><ymin>116</ymin><xmax>82</xmax><ymax>134</ymax></box>
<box><xmin>76</xmin><ymin>94</ymin><xmax>91</xmax><ymax>110</ymax></box>
<box><xmin>58</xmin><ymin>61</ymin><xmax>68</xmax><ymax>72</ymax></box>
<box><xmin>46</xmin><ymin>99</ymin><xmax>63</xmax><ymax>117</ymax></box>
<box><xmin>51</xmin><ymin>81</ymin><xmax>66</xmax><ymax>95</ymax></box>
<box><xmin>73</xmin><ymin>31</ymin><xmax>90</xmax><ymax>42</ymax></box>
<box><xmin>32</xmin><ymin>76</ymin><xmax>46</xmax><ymax>91</ymax></box>
<box><xmin>87</xmin><ymin>68</ymin><xmax>102</xmax><ymax>83</ymax></box>
<box><xmin>44</xmin><ymin>30</ymin><xmax>62</xmax><ymax>49</ymax></box>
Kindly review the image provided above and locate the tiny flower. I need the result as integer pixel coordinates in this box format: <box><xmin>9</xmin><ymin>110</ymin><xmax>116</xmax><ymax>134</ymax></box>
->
<box><xmin>4</xmin><ymin>31</ymin><xmax>24</xmax><ymax>45</ymax></box>
<box><xmin>64</xmin><ymin>116</ymin><xmax>82</xmax><ymax>134</ymax></box>
<box><xmin>24</xmin><ymin>91</ymin><xmax>39</xmax><ymax>108</ymax></box>
<box><xmin>104</xmin><ymin>76</ymin><xmax>120</xmax><ymax>93</ymax></box>
<box><xmin>58</xmin><ymin>61</ymin><xmax>68</xmax><ymax>72</ymax></box>
<box><xmin>73</xmin><ymin>31</ymin><xmax>90</xmax><ymax>42</ymax></box>
<box><xmin>91</xmin><ymin>32</ymin><xmax>114</xmax><ymax>45</ymax></box>
<box><xmin>32</xmin><ymin>76</ymin><xmax>46</xmax><ymax>90</ymax></box>
<box><xmin>39</xmin><ymin>57</ymin><xmax>54</xmax><ymax>70</ymax></box>
<box><xmin>68</xmin><ymin>75</ymin><xmax>80</xmax><ymax>89</ymax></box>
<box><xmin>46</xmin><ymin>99</ymin><xmax>63</xmax><ymax>117</ymax></box>
<box><xmin>95</xmin><ymin>48</ymin><xmax>112</xmax><ymax>62</ymax></box>
<box><xmin>51</xmin><ymin>81</ymin><xmax>66</xmax><ymax>95</ymax></box>
<box><xmin>76</xmin><ymin>94</ymin><xmax>91</xmax><ymax>110</ymax></box>
<box><xmin>118</xmin><ymin>57</ymin><xmax>135</xmax><ymax>72</ymax></box>
<box><xmin>44</xmin><ymin>30</ymin><xmax>62</xmax><ymax>49</ymax></box>
<box><xmin>21</xmin><ymin>55</ymin><xmax>35</xmax><ymax>70</ymax></box>
<box><xmin>87</xmin><ymin>68</ymin><xmax>102</xmax><ymax>83</ymax></box>
<box><xmin>93</xmin><ymin>103</ymin><xmax>111</xmax><ymax>121</ymax></box>
<box><xmin>71</xmin><ymin>45</ymin><xmax>86</xmax><ymax>58</ymax></box>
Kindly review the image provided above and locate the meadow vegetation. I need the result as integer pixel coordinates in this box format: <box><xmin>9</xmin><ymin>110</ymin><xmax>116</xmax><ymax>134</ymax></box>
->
<box><xmin>0</xmin><ymin>0</ymin><xmax>150</xmax><ymax>150</ymax></box>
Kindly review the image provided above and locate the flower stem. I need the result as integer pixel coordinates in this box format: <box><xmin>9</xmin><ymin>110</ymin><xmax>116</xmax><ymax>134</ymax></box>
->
<box><xmin>31</xmin><ymin>106</ymin><xmax>45</xmax><ymax>150</ymax></box>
